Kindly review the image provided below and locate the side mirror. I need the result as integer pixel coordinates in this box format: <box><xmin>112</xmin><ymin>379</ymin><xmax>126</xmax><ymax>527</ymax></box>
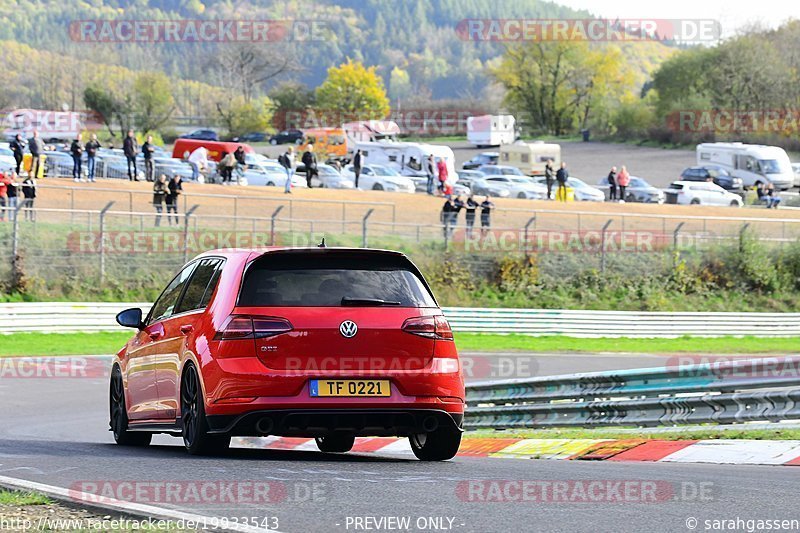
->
<box><xmin>116</xmin><ymin>308</ymin><xmax>144</xmax><ymax>330</ymax></box>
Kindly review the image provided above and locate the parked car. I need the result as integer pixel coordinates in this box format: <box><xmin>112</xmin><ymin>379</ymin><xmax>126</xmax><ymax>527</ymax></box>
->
<box><xmin>792</xmin><ymin>163</ymin><xmax>800</xmax><ymax>187</ymax></box>
<box><xmin>242</xmin><ymin>159</ymin><xmax>305</xmax><ymax>189</ymax></box>
<box><xmin>296</xmin><ymin>163</ymin><xmax>355</xmax><ymax>189</ymax></box>
<box><xmin>477</xmin><ymin>164</ymin><xmax>527</xmax><ymax>177</ymax></box>
<box><xmin>456</xmin><ymin>170</ymin><xmax>485</xmax><ymax>189</ymax></box>
<box><xmin>462</xmin><ymin>152</ymin><xmax>499</xmax><ymax>170</ymax></box>
<box><xmin>532</xmin><ymin>176</ymin><xmax>605</xmax><ymax>202</ymax></box>
<box><xmin>0</xmin><ymin>147</ymin><xmax>17</xmax><ymax>172</ymax></box>
<box><xmin>179</xmin><ymin>129</ymin><xmax>220</xmax><ymax>141</ymax></box>
<box><xmin>237</xmin><ymin>132</ymin><xmax>268</xmax><ymax>143</ymax></box>
<box><xmin>596</xmin><ymin>176</ymin><xmax>665</xmax><ymax>203</ymax></box>
<box><xmin>665</xmin><ymin>181</ymin><xmax>744</xmax><ymax>207</ymax></box>
<box><xmin>342</xmin><ymin>164</ymin><xmax>416</xmax><ymax>193</ymax></box>
<box><xmin>472</xmin><ymin>176</ymin><xmax>545</xmax><ymax>199</ymax></box>
<box><xmin>111</xmin><ymin>247</ymin><xmax>464</xmax><ymax>460</ymax></box>
<box><xmin>269</xmin><ymin>129</ymin><xmax>304</xmax><ymax>145</ymax></box>
<box><xmin>680</xmin><ymin>166</ymin><xmax>743</xmax><ymax>192</ymax></box>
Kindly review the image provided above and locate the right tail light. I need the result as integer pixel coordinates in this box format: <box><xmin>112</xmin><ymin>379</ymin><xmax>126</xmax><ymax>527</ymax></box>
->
<box><xmin>402</xmin><ymin>315</ymin><xmax>454</xmax><ymax>341</ymax></box>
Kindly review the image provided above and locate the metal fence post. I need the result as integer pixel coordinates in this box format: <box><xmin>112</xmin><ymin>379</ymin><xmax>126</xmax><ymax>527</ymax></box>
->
<box><xmin>99</xmin><ymin>202</ymin><xmax>115</xmax><ymax>284</ymax></box>
<box><xmin>600</xmin><ymin>219</ymin><xmax>612</xmax><ymax>273</ymax></box>
<box><xmin>11</xmin><ymin>202</ymin><xmax>24</xmax><ymax>275</ymax></box>
<box><xmin>362</xmin><ymin>208</ymin><xmax>375</xmax><ymax>248</ymax></box>
<box><xmin>183</xmin><ymin>205</ymin><xmax>199</xmax><ymax>264</ymax></box>
<box><xmin>523</xmin><ymin>215</ymin><xmax>536</xmax><ymax>257</ymax></box>
<box><xmin>270</xmin><ymin>205</ymin><xmax>284</xmax><ymax>246</ymax></box>
<box><xmin>128</xmin><ymin>192</ymin><xmax>133</xmax><ymax>225</ymax></box>
<box><xmin>739</xmin><ymin>223</ymin><xmax>750</xmax><ymax>252</ymax></box>
<box><xmin>673</xmin><ymin>222</ymin><xmax>685</xmax><ymax>268</ymax></box>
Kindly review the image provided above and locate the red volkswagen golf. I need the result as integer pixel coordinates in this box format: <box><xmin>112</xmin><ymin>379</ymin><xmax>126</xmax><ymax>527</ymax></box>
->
<box><xmin>111</xmin><ymin>247</ymin><xmax>464</xmax><ymax>460</ymax></box>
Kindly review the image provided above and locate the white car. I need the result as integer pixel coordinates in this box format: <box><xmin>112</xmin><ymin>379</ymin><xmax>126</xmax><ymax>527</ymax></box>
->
<box><xmin>665</xmin><ymin>181</ymin><xmax>743</xmax><ymax>207</ymax></box>
<box><xmin>243</xmin><ymin>160</ymin><xmax>306</xmax><ymax>188</ymax></box>
<box><xmin>792</xmin><ymin>163</ymin><xmax>800</xmax><ymax>187</ymax></box>
<box><xmin>298</xmin><ymin>164</ymin><xmax>355</xmax><ymax>189</ymax></box>
<box><xmin>476</xmin><ymin>175</ymin><xmax>547</xmax><ymax>199</ymax></box>
<box><xmin>533</xmin><ymin>176</ymin><xmax>605</xmax><ymax>201</ymax></box>
<box><xmin>342</xmin><ymin>164</ymin><xmax>416</xmax><ymax>193</ymax></box>
<box><xmin>0</xmin><ymin>147</ymin><xmax>16</xmax><ymax>172</ymax></box>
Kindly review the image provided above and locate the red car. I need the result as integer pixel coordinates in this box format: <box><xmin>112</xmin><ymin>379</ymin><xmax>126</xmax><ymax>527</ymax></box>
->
<box><xmin>111</xmin><ymin>247</ymin><xmax>464</xmax><ymax>461</ymax></box>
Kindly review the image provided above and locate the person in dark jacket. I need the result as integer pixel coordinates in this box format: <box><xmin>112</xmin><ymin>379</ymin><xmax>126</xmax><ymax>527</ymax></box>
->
<box><xmin>544</xmin><ymin>159</ymin><xmax>555</xmax><ymax>200</ymax></box>
<box><xmin>426</xmin><ymin>154</ymin><xmax>436</xmax><ymax>195</ymax></box>
<box><xmin>233</xmin><ymin>145</ymin><xmax>246</xmax><ymax>183</ymax></box>
<box><xmin>166</xmin><ymin>174</ymin><xmax>182</xmax><ymax>225</ymax></box>
<box><xmin>352</xmin><ymin>149</ymin><xmax>363</xmax><ymax>188</ymax></box>
<box><xmin>302</xmin><ymin>145</ymin><xmax>318</xmax><ymax>188</ymax></box>
<box><xmin>153</xmin><ymin>174</ymin><xmax>168</xmax><ymax>226</ymax></box>
<box><xmin>21</xmin><ymin>175</ymin><xmax>36</xmax><ymax>221</ymax></box>
<box><xmin>480</xmin><ymin>196</ymin><xmax>495</xmax><ymax>236</ymax></box>
<box><xmin>6</xmin><ymin>171</ymin><xmax>18</xmax><ymax>222</ymax></box>
<box><xmin>555</xmin><ymin>161</ymin><xmax>568</xmax><ymax>201</ymax></box>
<box><xmin>10</xmin><ymin>134</ymin><xmax>25</xmax><ymax>174</ymax></box>
<box><xmin>440</xmin><ymin>196</ymin><xmax>456</xmax><ymax>240</ymax></box>
<box><xmin>70</xmin><ymin>134</ymin><xmax>84</xmax><ymax>182</ymax></box>
<box><xmin>28</xmin><ymin>130</ymin><xmax>44</xmax><ymax>179</ymax></box>
<box><xmin>85</xmin><ymin>133</ymin><xmax>101</xmax><ymax>182</ymax></box>
<box><xmin>607</xmin><ymin>166</ymin><xmax>617</xmax><ymax>201</ymax></box>
<box><xmin>123</xmin><ymin>129</ymin><xmax>138</xmax><ymax>181</ymax></box>
<box><xmin>142</xmin><ymin>135</ymin><xmax>156</xmax><ymax>182</ymax></box>
<box><xmin>465</xmin><ymin>195</ymin><xmax>479</xmax><ymax>237</ymax></box>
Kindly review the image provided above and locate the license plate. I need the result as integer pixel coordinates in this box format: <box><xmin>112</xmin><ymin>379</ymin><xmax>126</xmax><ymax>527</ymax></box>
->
<box><xmin>310</xmin><ymin>379</ymin><xmax>391</xmax><ymax>397</ymax></box>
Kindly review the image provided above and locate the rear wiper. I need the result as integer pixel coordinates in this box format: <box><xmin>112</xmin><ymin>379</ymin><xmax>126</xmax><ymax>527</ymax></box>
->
<box><xmin>341</xmin><ymin>297</ymin><xmax>401</xmax><ymax>306</ymax></box>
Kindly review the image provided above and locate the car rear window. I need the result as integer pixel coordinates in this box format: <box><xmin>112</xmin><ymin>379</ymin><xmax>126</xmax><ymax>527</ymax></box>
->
<box><xmin>670</xmin><ymin>183</ymin><xmax>684</xmax><ymax>190</ymax></box>
<box><xmin>238</xmin><ymin>253</ymin><xmax>437</xmax><ymax>307</ymax></box>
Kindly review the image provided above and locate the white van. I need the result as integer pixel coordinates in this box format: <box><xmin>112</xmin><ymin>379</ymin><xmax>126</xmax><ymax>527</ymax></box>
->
<box><xmin>499</xmin><ymin>141</ymin><xmax>561</xmax><ymax>176</ymax></box>
<box><xmin>696</xmin><ymin>143</ymin><xmax>794</xmax><ymax>190</ymax></box>
<box><xmin>355</xmin><ymin>140</ymin><xmax>457</xmax><ymax>181</ymax></box>
<box><xmin>467</xmin><ymin>115</ymin><xmax>516</xmax><ymax>147</ymax></box>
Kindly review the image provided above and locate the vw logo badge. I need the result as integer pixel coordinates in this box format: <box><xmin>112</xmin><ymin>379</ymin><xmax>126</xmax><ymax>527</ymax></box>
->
<box><xmin>339</xmin><ymin>320</ymin><xmax>358</xmax><ymax>338</ymax></box>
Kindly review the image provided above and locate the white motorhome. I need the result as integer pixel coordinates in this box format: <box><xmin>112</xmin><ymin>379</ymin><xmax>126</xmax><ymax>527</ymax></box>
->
<box><xmin>467</xmin><ymin>114</ymin><xmax>516</xmax><ymax>147</ymax></box>
<box><xmin>696</xmin><ymin>142</ymin><xmax>794</xmax><ymax>190</ymax></box>
<box><xmin>343</xmin><ymin>120</ymin><xmax>400</xmax><ymax>147</ymax></box>
<box><xmin>355</xmin><ymin>140</ymin><xmax>457</xmax><ymax>182</ymax></box>
<box><xmin>499</xmin><ymin>141</ymin><xmax>561</xmax><ymax>176</ymax></box>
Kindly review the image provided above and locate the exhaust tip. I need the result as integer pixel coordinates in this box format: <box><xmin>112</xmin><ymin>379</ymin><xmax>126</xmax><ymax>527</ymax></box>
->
<box><xmin>422</xmin><ymin>416</ymin><xmax>439</xmax><ymax>433</ymax></box>
<box><xmin>256</xmin><ymin>417</ymin><xmax>274</xmax><ymax>435</ymax></box>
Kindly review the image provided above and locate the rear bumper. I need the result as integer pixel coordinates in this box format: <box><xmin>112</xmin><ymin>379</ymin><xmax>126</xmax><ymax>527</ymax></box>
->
<box><xmin>207</xmin><ymin>408</ymin><xmax>463</xmax><ymax>438</ymax></box>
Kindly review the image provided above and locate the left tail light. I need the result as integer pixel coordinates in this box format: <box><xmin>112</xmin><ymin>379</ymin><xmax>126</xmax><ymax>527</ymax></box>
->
<box><xmin>402</xmin><ymin>315</ymin><xmax>454</xmax><ymax>341</ymax></box>
<box><xmin>214</xmin><ymin>316</ymin><xmax>293</xmax><ymax>340</ymax></box>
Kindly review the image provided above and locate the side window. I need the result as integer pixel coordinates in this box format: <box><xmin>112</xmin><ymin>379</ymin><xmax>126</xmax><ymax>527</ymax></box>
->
<box><xmin>174</xmin><ymin>259</ymin><xmax>224</xmax><ymax>314</ymax></box>
<box><xmin>148</xmin><ymin>263</ymin><xmax>197</xmax><ymax>324</ymax></box>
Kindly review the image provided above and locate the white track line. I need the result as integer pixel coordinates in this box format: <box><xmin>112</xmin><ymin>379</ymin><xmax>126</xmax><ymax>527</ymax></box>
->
<box><xmin>0</xmin><ymin>474</ymin><xmax>282</xmax><ymax>533</ymax></box>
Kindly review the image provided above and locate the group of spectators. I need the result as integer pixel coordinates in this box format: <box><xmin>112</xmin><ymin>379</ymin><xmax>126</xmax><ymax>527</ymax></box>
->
<box><xmin>277</xmin><ymin>144</ymin><xmax>322</xmax><ymax>194</ymax></box>
<box><xmin>605</xmin><ymin>165</ymin><xmax>631</xmax><ymax>201</ymax></box>
<box><xmin>151</xmin><ymin>173</ymin><xmax>184</xmax><ymax>226</ymax></box>
<box><xmin>440</xmin><ymin>195</ymin><xmax>495</xmax><ymax>239</ymax></box>
<box><xmin>543</xmin><ymin>160</ymin><xmax>571</xmax><ymax>201</ymax></box>
<box><xmin>0</xmin><ymin>170</ymin><xmax>37</xmax><ymax>222</ymax></box>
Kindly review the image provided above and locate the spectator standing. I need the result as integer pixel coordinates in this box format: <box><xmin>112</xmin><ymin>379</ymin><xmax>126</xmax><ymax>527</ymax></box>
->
<box><xmin>123</xmin><ymin>129</ymin><xmax>138</xmax><ymax>181</ymax></box>
<box><xmin>353</xmin><ymin>149</ymin><xmax>363</xmax><ymax>188</ymax></box>
<box><xmin>440</xmin><ymin>196</ymin><xmax>456</xmax><ymax>240</ymax></box>
<box><xmin>233</xmin><ymin>146</ymin><xmax>246</xmax><ymax>183</ymax></box>
<box><xmin>6</xmin><ymin>172</ymin><xmax>18</xmax><ymax>222</ymax></box>
<box><xmin>85</xmin><ymin>134</ymin><xmax>101</xmax><ymax>182</ymax></box>
<box><xmin>219</xmin><ymin>151</ymin><xmax>236</xmax><ymax>183</ymax></box>
<box><xmin>186</xmin><ymin>147</ymin><xmax>208</xmax><ymax>182</ymax></box>
<box><xmin>28</xmin><ymin>130</ymin><xmax>43</xmax><ymax>180</ymax></box>
<box><xmin>10</xmin><ymin>134</ymin><xmax>25</xmax><ymax>174</ymax></box>
<box><xmin>302</xmin><ymin>145</ymin><xmax>318</xmax><ymax>188</ymax></box>
<box><xmin>544</xmin><ymin>159</ymin><xmax>555</xmax><ymax>200</ymax></box>
<box><xmin>278</xmin><ymin>146</ymin><xmax>295</xmax><ymax>194</ymax></box>
<box><xmin>617</xmin><ymin>165</ymin><xmax>630</xmax><ymax>202</ymax></box>
<box><xmin>555</xmin><ymin>161</ymin><xmax>568</xmax><ymax>201</ymax></box>
<box><xmin>0</xmin><ymin>173</ymin><xmax>8</xmax><ymax>222</ymax></box>
<box><xmin>607</xmin><ymin>166</ymin><xmax>617</xmax><ymax>201</ymax></box>
<box><xmin>480</xmin><ymin>196</ymin><xmax>494</xmax><ymax>237</ymax></box>
<box><xmin>426</xmin><ymin>155</ymin><xmax>436</xmax><ymax>195</ymax></box>
<box><xmin>166</xmin><ymin>174</ymin><xmax>183</xmax><ymax>225</ymax></box>
<box><xmin>465</xmin><ymin>195</ymin><xmax>479</xmax><ymax>238</ymax></box>
<box><xmin>437</xmin><ymin>158</ymin><xmax>448</xmax><ymax>195</ymax></box>
<box><xmin>21</xmin><ymin>174</ymin><xmax>36</xmax><ymax>221</ymax></box>
<box><xmin>70</xmin><ymin>134</ymin><xmax>84</xmax><ymax>182</ymax></box>
<box><xmin>153</xmin><ymin>174</ymin><xmax>168</xmax><ymax>226</ymax></box>
<box><xmin>142</xmin><ymin>135</ymin><xmax>156</xmax><ymax>182</ymax></box>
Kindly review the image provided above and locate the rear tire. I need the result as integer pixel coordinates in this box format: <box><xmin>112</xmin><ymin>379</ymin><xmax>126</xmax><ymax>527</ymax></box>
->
<box><xmin>181</xmin><ymin>364</ymin><xmax>230</xmax><ymax>456</ymax></box>
<box><xmin>730</xmin><ymin>200</ymin><xmax>740</xmax><ymax>207</ymax></box>
<box><xmin>315</xmin><ymin>433</ymin><xmax>355</xmax><ymax>453</ymax></box>
<box><xmin>373</xmin><ymin>183</ymin><xmax>384</xmax><ymax>191</ymax></box>
<box><xmin>410</xmin><ymin>426</ymin><xmax>462</xmax><ymax>461</ymax></box>
<box><xmin>517</xmin><ymin>192</ymin><xmax>526</xmax><ymax>199</ymax></box>
<box><xmin>109</xmin><ymin>367</ymin><xmax>152</xmax><ymax>447</ymax></box>
<box><xmin>690</xmin><ymin>198</ymin><xmax>700</xmax><ymax>205</ymax></box>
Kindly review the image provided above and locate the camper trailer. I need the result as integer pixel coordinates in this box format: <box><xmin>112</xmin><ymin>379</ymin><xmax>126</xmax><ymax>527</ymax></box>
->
<box><xmin>355</xmin><ymin>140</ymin><xmax>457</xmax><ymax>181</ymax></box>
<box><xmin>499</xmin><ymin>141</ymin><xmax>561</xmax><ymax>176</ymax></box>
<box><xmin>343</xmin><ymin>120</ymin><xmax>400</xmax><ymax>146</ymax></box>
<box><xmin>696</xmin><ymin>143</ymin><xmax>794</xmax><ymax>190</ymax></box>
<box><xmin>467</xmin><ymin>115</ymin><xmax>516</xmax><ymax>147</ymax></box>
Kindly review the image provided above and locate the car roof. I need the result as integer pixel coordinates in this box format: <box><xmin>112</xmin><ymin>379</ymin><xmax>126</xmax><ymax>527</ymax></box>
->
<box><xmin>193</xmin><ymin>246</ymin><xmax>407</xmax><ymax>263</ymax></box>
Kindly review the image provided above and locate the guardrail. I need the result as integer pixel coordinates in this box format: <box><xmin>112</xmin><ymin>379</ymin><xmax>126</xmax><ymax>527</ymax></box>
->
<box><xmin>2</xmin><ymin>303</ymin><xmax>800</xmax><ymax>337</ymax></box>
<box><xmin>464</xmin><ymin>356</ymin><xmax>800</xmax><ymax>428</ymax></box>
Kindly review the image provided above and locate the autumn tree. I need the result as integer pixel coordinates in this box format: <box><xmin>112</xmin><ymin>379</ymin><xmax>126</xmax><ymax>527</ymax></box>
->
<box><xmin>314</xmin><ymin>60</ymin><xmax>390</xmax><ymax>120</ymax></box>
<box><xmin>133</xmin><ymin>72</ymin><xmax>175</xmax><ymax>134</ymax></box>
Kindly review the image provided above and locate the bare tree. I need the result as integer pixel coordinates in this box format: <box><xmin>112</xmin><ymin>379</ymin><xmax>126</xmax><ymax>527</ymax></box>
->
<box><xmin>207</xmin><ymin>43</ymin><xmax>301</xmax><ymax>103</ymax></box>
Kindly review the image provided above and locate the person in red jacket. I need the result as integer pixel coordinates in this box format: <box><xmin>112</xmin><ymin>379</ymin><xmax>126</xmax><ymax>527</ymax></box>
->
<box><xmin>0</xmin><ymin>172</ymin><xmax>9</xmax><ymax>222</ymax></box>
<box><xmin>436</xmin><ymin>158</ymin><xmax>448</xmax><ymax>195</ymax></box>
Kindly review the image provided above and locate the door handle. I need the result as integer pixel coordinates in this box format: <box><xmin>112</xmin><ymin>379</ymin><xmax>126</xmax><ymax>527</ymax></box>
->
<box><xmin>180</xmin><ymin>324</ymin><xmax>194</xmax><ymax>335</ymax></box>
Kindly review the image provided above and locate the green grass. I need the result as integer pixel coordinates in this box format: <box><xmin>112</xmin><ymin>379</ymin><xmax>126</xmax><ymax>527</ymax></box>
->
<box><xmin>464</xmin><ymin>427</ymin><xmax>800</xmax><ymax>441</ymax></box>
<box><xmin>1</xmin><ymin>331</ymin><xmax>799</xmax><ymax>357</ymax></box>
<box><xmin>0</xmin><ymin>489</ymin><xmax>51</xmax><ymax>506</ymax></box>
<box><xmin>455</xmin><ymin>333</ymin><xmax>800</xmax><ymax>354</ymax></box>
<box><xmin>0</xmin><ymin>332</ymin><xmax>132</xmax><ymax>356</ymax></box>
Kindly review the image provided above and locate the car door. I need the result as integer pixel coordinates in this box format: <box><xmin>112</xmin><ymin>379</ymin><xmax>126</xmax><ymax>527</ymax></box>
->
<box><xmin>125</xmin><ymin>263</ymin><xmax>197</xmax><ymax>421</ymax></box>
<box><xmin>155</xmin><ymin>258</ymin><xmax>225</xmax><ymax>420</ymax></box>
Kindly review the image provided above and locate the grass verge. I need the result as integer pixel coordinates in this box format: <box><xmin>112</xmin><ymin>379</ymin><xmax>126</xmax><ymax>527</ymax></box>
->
<box><xmin>464</xmin><ymin>427</ymin><xmax>800</xmax><ymax>441</ymax></box>
<box><xmin>0</xmin><ymin>489</ymin><xmax>50</xmax><ymax>506</ymax></box>
<box><xmin>2</xmin><ymin>332</ymin><xmax>800</xmax><ymax>357</ymax></box>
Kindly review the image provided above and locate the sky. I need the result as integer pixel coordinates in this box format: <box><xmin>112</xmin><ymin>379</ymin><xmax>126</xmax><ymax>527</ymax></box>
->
<box><xmin>555</xmin><ymin>0</ymin><xmax>798</xmax><ymax>37</ymax></box>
